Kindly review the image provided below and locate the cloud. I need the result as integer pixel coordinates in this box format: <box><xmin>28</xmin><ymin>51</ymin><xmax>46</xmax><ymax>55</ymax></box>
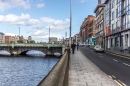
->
<box><xmin>36</xmin><ymin>3</ymin><xmax>45</xmax><ymax>8</ymax></box>
<box><xmin>31</xmin><ymin>32</ymin><xmax>63</xmax><ymax>42</ymax></box>
<box><xmin>40</xmin><ymin>17</ymin><xmax>70</xmax><ymax>31</ymax></box>
<box><xmin>5</xmin><ymin>33</ymin><xmax>16</xmax><ymax>36</ymax></box>
<box><xmin>32</xmin><ymin>30</ymin><xmax>48</xmax><ymax>36</ymax></box>
<box><xmin>0</xmin><ymin>13</ymin><xmax>42</xmax><ymax>26</ymax></box>
<box><xmin>41</xmin><ymin>17</ymin><xmax>56</xmax><ymax>23</ymax></box>
<box><xmin>0</xmin><ymin>15</ymin><xmax>4</xmax><ymax>23</ymax></box>
<box><xmin>44</xmin><ymin>18</ymin><xmax>70</xmax><ymax>31</ymax></box>
<box><xmin>0</xmin><ymin>13</ymin><xmax>69</xmax><ymax>42</ymax></box>
<box><xmin>27</xmin><ymin>19</ymin><xmax>41</xmax><ymax>26</ymax></box>
<box><xmin>0</xmin><ymin>0</ymin><xmax>30</xmax><ymax>11</ymax></box>
<box><xmin>0</xmin><ymin>13</ymin><xmax>30</xmax><ymax>25</ymax></box>
<box><xmin>32</xmin><ymin>25</ymin><xmax>43</xmax><ymax>30</ymax></box>
<box><xmin>0</xmin><ymin>13</ymin><xmax>69</xmax><ymax>31</ymax></box>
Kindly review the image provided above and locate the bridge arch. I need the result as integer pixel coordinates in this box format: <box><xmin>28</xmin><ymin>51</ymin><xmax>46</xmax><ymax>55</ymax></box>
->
<box><xmin>0</xmin><ymin>46</ymin><xmax>62</xmax><ymax>55</ymax></box>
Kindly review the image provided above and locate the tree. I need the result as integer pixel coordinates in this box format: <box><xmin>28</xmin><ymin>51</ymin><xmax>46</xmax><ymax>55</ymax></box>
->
<box><xmin>30</xmin><ymin>40</ymin><xmax>35</xmax><ymax>43</ymax></box>
<box><xmin>17</xmin><ymin>40</ymin><xmax>23</xmax><ymax>43</ymax></box>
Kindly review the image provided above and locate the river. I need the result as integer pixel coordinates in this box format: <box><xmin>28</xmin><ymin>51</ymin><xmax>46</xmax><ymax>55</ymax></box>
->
<box><xmin>0</xmin><ymin>56</ymin><xmax>59</xmax><ymax>86</ymax></box>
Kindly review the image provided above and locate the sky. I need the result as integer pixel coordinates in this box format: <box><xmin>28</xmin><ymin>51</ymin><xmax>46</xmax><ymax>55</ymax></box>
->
<box><xmin>0</xmin><ymin>0</ymin><xmax>105</xmax><ymax>42</ymax></box>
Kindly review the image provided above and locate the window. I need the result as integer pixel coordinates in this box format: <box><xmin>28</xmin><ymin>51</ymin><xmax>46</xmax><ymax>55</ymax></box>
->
<box><xmin>116</xmin><ymin>22</ymin><xmax>117</xmax><ymax>28</ymax></box>
<box><xmin>116</xmin><ymin>9</ymin><xmax>118</xmax><ymax>18</ymax></box>
<box><xmin>121</xmin><ymin>35</ymin><xmax>123</xmax><ymax>46</ymax></box>
<box><xmin>117</xmin><ymin>19</ymin><xmax>121</xmax><ymax>27</ymax></box>
<box><xmin>112</xmin><ymin>24</ymin><xmax>114</xmax><ymax>30</ymax></box>
<box><xmin>126</xmin><ymin>14</ymin><xmax>130</xmax><ymax>29</ymax></box>
<box><xmin>112</xmin><ymin>12</ymin><xmax>114</xmax><ymax>20</ymax></box>
<box><xmin>112</xmin><ymin>0</ymin><xmax>115</xmax><ymax>8</ymax></box>
<box><xmin>117</xmin><ymin>4</ymin><xmax>121</xmax><ymax>17</ymax></box>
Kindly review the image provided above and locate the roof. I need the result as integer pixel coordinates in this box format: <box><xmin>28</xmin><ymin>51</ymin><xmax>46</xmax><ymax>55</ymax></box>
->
<box><xmin>104</xmin><ymin>0</ymin><xmax>109</xmax><ymax>4</ymax></box>
<box><xmin>94</xmin><ymin>4</ymin><xmax>105</xmax><ymax>13</ymax></box>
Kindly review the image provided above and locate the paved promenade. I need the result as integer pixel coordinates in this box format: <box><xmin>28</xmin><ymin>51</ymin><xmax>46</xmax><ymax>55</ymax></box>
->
<box><xmin>69</xmin><ymin>50</ymin><xmax>118</xmax><ymax>86</ymax></box>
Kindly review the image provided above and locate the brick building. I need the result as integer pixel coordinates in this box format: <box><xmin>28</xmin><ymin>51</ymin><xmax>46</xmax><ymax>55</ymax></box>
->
<box><xmin>80</xmin><ymin>15</ymin><xmax>95</xmax><ymax>43</ymax></box>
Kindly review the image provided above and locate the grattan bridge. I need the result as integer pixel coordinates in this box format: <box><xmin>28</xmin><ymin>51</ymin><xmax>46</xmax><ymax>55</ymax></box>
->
<box><xmin>0</xmin><ymin>43</ymin><xmax>64</xmax><ymax>55</ymax></box>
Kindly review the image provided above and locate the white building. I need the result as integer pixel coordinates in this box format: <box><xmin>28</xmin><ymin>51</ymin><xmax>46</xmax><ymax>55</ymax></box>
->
<box><xmin>50</xmin><ymin>37</ymin><xmax>57</xmax><ymax>44</ymax></box>
<box><xmin>94</xmin><ymin>0</ymin><xmax>105</xmax><ymax>47</ymax></box>
<box><xmin>104</xmin><ymin>0</ymin><xmax>130</xmax><ymax>50</ymax></box>
<box><xmin>28</xmin><ymin>36</ymin><xmax>32</xmax><ymax>42</ymax></box>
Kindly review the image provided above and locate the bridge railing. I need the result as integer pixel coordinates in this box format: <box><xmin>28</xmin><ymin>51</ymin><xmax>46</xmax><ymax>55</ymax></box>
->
<box><xmin>37</xmin><ymin>48</ymin><xmax>70</xmax><ymax>86</ymax></box>
<box><xmin>0</xmin><ymin>43</ymin><xmax>65</xmax><ymax>47</ymax></box>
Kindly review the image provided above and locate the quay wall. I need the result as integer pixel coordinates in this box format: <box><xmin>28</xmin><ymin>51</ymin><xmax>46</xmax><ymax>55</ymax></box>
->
<box><xmin>38</xmin><ymin>49</ymin><xmax>70</xmax><ymax>86</ymax></box>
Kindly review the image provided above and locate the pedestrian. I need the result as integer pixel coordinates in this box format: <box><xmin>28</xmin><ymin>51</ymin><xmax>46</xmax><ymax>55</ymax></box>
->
<box><xmin>71</xmin><ymin>42</ymin><xmax>76</xmax><ymax>54</ymax></box>
<box><xmin>77</xmin><ymin>43</ymin><xmax>79</xmax><ymax>51</ymax></box>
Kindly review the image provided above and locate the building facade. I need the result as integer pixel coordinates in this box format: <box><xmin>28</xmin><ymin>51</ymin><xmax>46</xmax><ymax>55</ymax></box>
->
<box><xmin>104</xmin><ymin>0</ymin><xmax>130</xmax><ymax>50</ymax></box>
<box><xmin>28</xmin><ymin>36</ymin><xmax>32</xmax><ymax>43</ymax></box>
<box><xmin>80</xmin><ymin>15</ymin><xmax>95</xmax><ymax>43</ymax></box>
<box><xmin>50</xmin><ymin>37</ymin><xmax>58</xmax><ymax>44</ymax></box>
<box><xmin>73</xmin><ymin>33</ymin><xmax>80</xmax><ymax>44</ymax></box>
<box><xmin>0</xmin><ymin>32</ymin><xmax>5</xmax><ymax>43</ymax></box>
<box><xmin>5</xmin><ymin>36</ymin><xmax>11</xmax><ymax>43</ymax></box>
<box><xmin>94</xmin><ymin>0</ymin><xmax>105</xmax><ymax>47</ymax></box>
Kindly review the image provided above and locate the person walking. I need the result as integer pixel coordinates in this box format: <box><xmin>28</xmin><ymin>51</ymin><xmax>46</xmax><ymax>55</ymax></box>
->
<box><xmin>71</xmin><ymin>42</ymin><xmax>76</xmax><ymax>54</ymax></box>
<box><xmin>77</xmin><ymin>43</ymin><xmax>79</xmax><ymax>51</ymax></box>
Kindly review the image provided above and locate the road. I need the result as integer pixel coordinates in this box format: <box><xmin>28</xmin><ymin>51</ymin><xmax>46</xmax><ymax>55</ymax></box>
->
<box><xmin>80</xmin><ymin>46</ymin><xmax>130</xmax><ymax>86</ymax></box>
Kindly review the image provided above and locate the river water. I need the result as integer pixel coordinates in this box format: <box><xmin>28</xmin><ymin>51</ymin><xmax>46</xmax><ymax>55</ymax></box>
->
<box><xmin>0</xmin><ymin>56</ymin><xmax>59</xmax><ymax>86</ymax></box>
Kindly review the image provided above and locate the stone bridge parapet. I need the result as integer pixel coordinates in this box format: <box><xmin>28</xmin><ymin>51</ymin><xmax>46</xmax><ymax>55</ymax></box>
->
<box><xmin>0</xmin><ymin>46</ymin><xmax>63</xmax><ymax>55</ymax></box>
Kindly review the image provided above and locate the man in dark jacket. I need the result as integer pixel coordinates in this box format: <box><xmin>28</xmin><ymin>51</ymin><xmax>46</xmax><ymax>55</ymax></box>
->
<box><xmin>71</xmin><ymin>42</ymin><xmax>76</xmax><ymax>54</ymax></box>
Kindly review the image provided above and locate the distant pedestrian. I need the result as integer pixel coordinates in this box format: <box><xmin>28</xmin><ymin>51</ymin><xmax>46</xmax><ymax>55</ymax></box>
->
<box><xmin>71</xmin><ymin>42</ymin><xmax>76</xmax><ymax>54</ymax></box>
<box><xmin>77</xmin><ymin>43</ymin><xmax>79</xmax><ymax>51</ymax></box>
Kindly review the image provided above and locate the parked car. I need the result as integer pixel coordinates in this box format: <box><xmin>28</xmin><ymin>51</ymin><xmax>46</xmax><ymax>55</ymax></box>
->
<box><xmin>79</xmin><ymin>43</ymin><xmax>86</xmax><ymax>46</ymax></box>
<box><xmin>86</xmin><ymin>44</ymin><xmax>90</xmax><ymax>47</ymax></box>
<box><xmin>79</xmin><ymin>43</ymin><xmax>84</xmax><ymax>46</ymax></box>
<box><xmin>93</xmin><ymin>45</ymin><xmax>104</xmax><ymax>53</ymax></box>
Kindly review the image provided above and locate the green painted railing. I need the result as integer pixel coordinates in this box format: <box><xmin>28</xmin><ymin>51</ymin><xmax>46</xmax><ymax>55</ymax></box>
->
<box><xmin>0</xmin><ymin>43</ymin><xmax>65</xmax><ymax>47</ymax></box>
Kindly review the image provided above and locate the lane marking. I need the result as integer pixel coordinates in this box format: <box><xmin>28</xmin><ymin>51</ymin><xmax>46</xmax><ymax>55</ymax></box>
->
<box><xmin>112</xmin><ymin>75</ymin><xmax>116</xmax><ymax>79</ymax></box>
<box><xmin>113</xmin><ymin>59</ymin><xmax>118</xmax><ymax>62</ymax></box>
<box><xmin>109</xmin><ymin>75</ymin><xmax>112</xmax><ymax>79</ymax></box>
<box><xmin>123</xmin><ymin>63</ymin><xmax>130</xmax><ymax>67</ymax></box>
<box><xmin>118</xmin><ymin>80</ymin><xmax>127</xmax><ymax>86</ymax></box>
<box><xmin>114</xmin><ymin>80</ymin><xmax>123</xmax><ymax>86</ymax></box>
<box><xmin>98</xmin><ymin>53</ymin><xmax>102</xmax><ymax>55</ymax></box>
<box><xmin>105</xmin><ymin>51</ymin><xmax>130</xmax><ymax>60</ymax></box>
<box><xmin>109</xmin><ymin>75</ymin><xmax>127</xmax><ymax>86</ymax></box>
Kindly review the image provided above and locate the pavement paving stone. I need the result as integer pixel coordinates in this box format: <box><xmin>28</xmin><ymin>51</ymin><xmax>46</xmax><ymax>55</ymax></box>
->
<box><xmin>69</xmin><ymin>81</ymin><xmax>87</xmax><ymax>85</ymax></box>
<box><xmin>87</xmin><ymin>83</ymin><xmax>102</xmax><ymax>86</ymax></box>
<box><xmin>69</xmin><ymin>50</ymin><xmax>118</xmax><ymax>86</ymax></box>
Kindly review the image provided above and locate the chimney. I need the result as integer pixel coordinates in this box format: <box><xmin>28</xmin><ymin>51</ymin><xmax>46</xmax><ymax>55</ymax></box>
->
<box><xmin>98</xmin><ymin>0</ymin><xmax>101</xmax><ymax>4</ymax></box>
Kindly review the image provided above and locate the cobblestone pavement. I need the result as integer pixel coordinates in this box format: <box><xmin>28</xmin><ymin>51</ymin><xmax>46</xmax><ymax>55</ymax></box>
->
<box><xmin>69</xmin><ymin>50</ymin><xmax>118</xmax><ymax>86</ymax></box>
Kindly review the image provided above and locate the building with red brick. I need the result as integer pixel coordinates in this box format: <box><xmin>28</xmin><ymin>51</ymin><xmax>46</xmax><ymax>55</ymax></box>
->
<box><xmin>80</xmin><ymin>15</ymin><xmax>95</xmax><ymax>43</ymax></box>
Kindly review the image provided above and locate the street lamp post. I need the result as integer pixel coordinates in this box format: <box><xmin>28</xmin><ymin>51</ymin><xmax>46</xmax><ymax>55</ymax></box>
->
<box><xmin>49</xmin><ymin>25</ymin><xmax>50</xmax><ymax>44</ymax></box>
<box><xmin>70</xmin><ymin>0</ymin><xmax>72</xmax><ymax>46</ymax></box>
<box><xmin>19</xmin><ymin>27</ymin><xmax>20</xmax><ymax>40</ymax></box>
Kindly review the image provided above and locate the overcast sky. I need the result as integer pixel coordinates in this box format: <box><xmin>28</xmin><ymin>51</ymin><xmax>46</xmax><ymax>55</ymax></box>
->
<box><xmin>0</xmin><ymin>0</ymin><xmax>105</xmax><ymax>42</ymax></box>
